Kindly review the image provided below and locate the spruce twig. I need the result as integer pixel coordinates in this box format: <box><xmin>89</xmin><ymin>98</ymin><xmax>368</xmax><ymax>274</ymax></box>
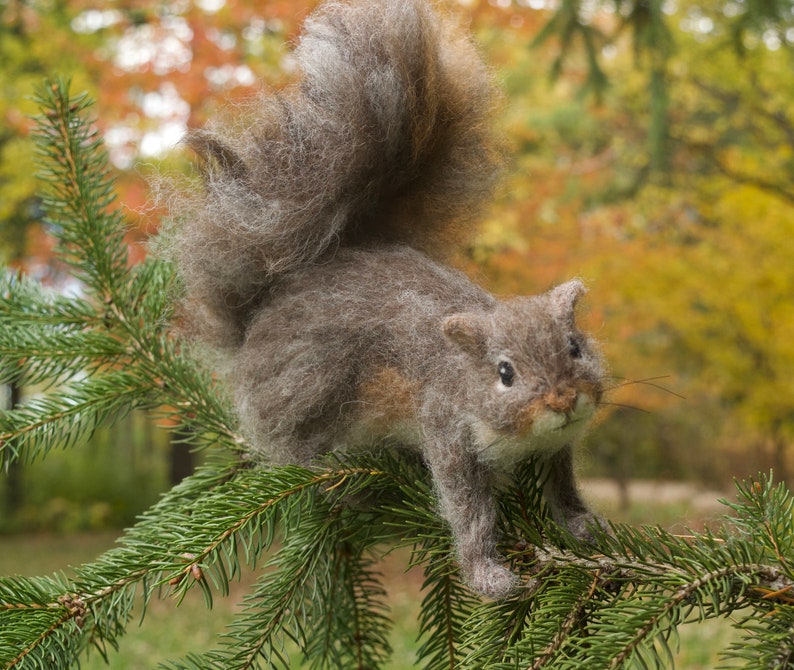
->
<box><xmin>2</xmin><ymin>78</ymin><xmax>794</xmax><ymax>669</ymax></box>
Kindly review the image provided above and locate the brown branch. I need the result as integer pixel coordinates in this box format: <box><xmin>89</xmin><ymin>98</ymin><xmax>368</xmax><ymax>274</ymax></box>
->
<box><xmin>678</xmin><ymin>137</ymin><xmax>794</xmax><ymax>204</ymax></box>
<box><xmin>1</xmin><ymin>468</ymin><xmax>380</xmax><ymax>669</ymax></box>
<box><xmin>3</xmin><ymin>607</ymin><xmax>74</xmax><ymax>670</ymax></box>
<box><xmin>531</xmin><ymin>570</ymin><xmax>604</xmax><ymax>670</ymax></box>
<box><xmin>710</xmin><ymin>159</ymin><xmax>794</xmax><ymax>205</ymax></box>
<box><xmin>517</xmin><ymin>543</ymin><xmax>794</xmax><ymax>668</ymax></box>
<box><xmin>164</xmin><ymin>468</ymin><xmax>383</xmax><ymax>591</ymax></box>
<box><xmin>607</xmin><ymin>564</ymin><xmax>741</xmax><ymax>669</ymax></box>
<box><xmin>530</xmin><ymin>543</ymin><xmax>794</xmax><ymax>604</ymax></box>
<box><xmin>692</xmin><ymin>76</ymin><xmax>794</xmax><ymax>147</ymax></box>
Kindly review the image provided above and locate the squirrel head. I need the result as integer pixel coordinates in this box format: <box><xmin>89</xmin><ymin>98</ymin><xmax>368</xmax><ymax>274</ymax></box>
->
<box><xmin>442</xmin><ymin>279</ymin><xmax>604</xmax><ymax>466</ymax></box>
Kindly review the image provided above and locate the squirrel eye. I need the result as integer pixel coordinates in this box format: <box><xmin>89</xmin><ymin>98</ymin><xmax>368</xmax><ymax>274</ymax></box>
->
<box><xmin>568</xmin><ymin>336</ymin><xmax>583</xmax><ymax>359</ymax></box>
<box><xmin>498</xmin><ymin>361</ymin><xmax>514</xmax><ymax>387</ymax></box>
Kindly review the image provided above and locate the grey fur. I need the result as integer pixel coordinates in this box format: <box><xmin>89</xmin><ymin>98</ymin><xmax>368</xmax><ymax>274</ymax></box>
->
<box><xmin>165</xmin><ymin>0</ymin><xmax>606</xmax><ymax>599</ymax></box>
<box><xmin>166</xmin><ymin>0</ymin><xmax>500</xmax><ymax>347</ymax></box>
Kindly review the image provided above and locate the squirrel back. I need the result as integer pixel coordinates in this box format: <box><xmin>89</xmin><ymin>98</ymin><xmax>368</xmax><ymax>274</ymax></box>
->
<box><xmin>167</xmin><ymin>0</ymin><xmax>501</xmax><ymax>347</ymax></box>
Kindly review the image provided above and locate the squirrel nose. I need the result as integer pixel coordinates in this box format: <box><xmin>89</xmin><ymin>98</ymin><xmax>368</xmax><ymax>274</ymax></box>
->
<box><xmin>544</xmin><ymin>387</ymin><xmax>578</xmax><ymax>413</ymax></box>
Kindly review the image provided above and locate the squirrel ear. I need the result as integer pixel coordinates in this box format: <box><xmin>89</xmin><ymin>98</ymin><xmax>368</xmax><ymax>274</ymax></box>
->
<box><xmin>547</xmin><ymin>279</ymin><xmax>587</xmax><ymax>320</ymax></box>
<box><xmin>443</xmin><ymin>313</ymin><xmax>488</xmax><ymax>357</ymax></box>
<box><xmin>186</xmin><ymin>130</ymin><xmax>248</xmax><ymax>182</ymax></box>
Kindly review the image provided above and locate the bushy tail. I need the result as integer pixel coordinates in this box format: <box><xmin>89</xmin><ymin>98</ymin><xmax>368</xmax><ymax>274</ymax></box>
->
<box><xmin>167</xmin><ymin>0</ymin><xmax>501</xmax><ymax>347</ymax></box>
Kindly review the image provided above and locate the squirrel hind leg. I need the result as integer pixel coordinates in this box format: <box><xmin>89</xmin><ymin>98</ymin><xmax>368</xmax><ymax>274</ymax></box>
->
<box><xmin>240</xmin><ymin>416</ymin><xmax>329</xmax><ymax>468</ymax></box>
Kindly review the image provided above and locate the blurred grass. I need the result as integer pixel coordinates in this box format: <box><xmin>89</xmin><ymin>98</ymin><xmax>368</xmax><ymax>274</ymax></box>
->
<box><xmin>0</xmin><ymin>531</ymin><xmax>424</xmax><ymax>669</ymax></box>
<box><xmin>0</xmin><ymin>485</ymin><xmax>743</xmax><ymax>668</ymax></box>
<box><xmin>0</xmin><ymin>411</ymin><xmax>172</xmax><ymax>534</ymax></box>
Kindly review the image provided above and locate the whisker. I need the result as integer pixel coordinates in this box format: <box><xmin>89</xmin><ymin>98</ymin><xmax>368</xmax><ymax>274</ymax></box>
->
<box><xmin>596</xmin><ymin>401</ymin><xmax>651</xmax><ymax>414</ymax></box>
<box><xmin>603</xmin><ymin>374</ymin><xmax>673</xmax><ymax>389</ymax></box>
<box><xmin>603</xmin><ymin>375</ymin><xmax>686</xmax><ymax>400</ymax></box>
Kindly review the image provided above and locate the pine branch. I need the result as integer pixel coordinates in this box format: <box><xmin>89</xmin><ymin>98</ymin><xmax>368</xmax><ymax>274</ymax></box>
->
<box><xmin>456</xmin><ymin>474</ymin><xmax>794</xmax><ymax>669</ymax></box>
<box><xmin>0</xmin><ymin>326</ymin><xmax>125</xmax><ymax>389</ymax></box>
<box><xmin>0</xmin><ymin>462</ymin><xmax>389</xmax><ymax>669</ymax></box>
<box><xmin>1</xmin><ymin>78</ymin><xmax>240</xmax><ymax>470</ymax></box>
<box><xmin>31</xmin><ymin>81</ymin><xmax>128</xmax><ymax>298</ymax></box>
<box><xmin>0</xmin><ymin>273</ymin><xmax>96</xmax><ymax>328</ymax></box>
<box><xmin>4</xmin><ymin>76</ymin><xmax>794</xmax><ymax>670</ymax></box>
<box><xmin>0</xmin><ymin>370</ymin><xmax>148</xmax><ymax>466</ymax></box>
<box><xmin>0</xmin><ymin>272</ymin><xmax>107</xmax><ymax>388</ymax></box>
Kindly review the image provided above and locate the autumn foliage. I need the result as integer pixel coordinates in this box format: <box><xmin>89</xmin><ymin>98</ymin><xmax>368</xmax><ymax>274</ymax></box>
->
<box><xmin>1</xmin><ymin>0</ymin><xmax>793</xmax><ymax>485</ymax></box>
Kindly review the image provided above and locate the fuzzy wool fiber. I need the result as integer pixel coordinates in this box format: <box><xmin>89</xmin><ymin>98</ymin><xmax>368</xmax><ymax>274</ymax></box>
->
<box><xmin>164</xmin><ymin>0</ymin><xmax>606</xmax><ymax>600</ymax></box>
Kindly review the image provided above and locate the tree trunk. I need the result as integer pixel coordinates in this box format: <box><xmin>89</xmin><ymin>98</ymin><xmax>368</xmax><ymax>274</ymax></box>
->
<box><xmin>169</xmin><ymin>427</ymin><xmax>195</xmax><ymax>486</ymax></box>
<box><xmin>770</xmin><ymin>426</ymin><xmax>790</xmax><ymax>488</ymax></box>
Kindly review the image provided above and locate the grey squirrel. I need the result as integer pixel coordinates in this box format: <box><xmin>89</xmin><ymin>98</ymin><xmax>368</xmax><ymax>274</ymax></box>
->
<box><xmin>165</xmin><ymin>0</ymin><xmax>605</xmax><ymax>599</ymax></box>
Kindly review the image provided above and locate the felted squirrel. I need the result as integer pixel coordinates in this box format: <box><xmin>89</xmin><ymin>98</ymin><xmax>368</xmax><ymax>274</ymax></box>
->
<box><xmin>165</xmin><ymin>0</ymin><xmax>605</xmax><ymax>599</ymax></box>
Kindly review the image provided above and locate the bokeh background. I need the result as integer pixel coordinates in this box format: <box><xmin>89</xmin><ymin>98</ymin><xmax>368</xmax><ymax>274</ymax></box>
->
<box><xmin>1</xmin><ymin>1</ymin><xmax>792</xmax><ymax>664</ymax></box>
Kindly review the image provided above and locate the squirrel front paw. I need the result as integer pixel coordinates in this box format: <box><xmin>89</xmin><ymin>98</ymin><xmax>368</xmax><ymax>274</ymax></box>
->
<box><xmin>466</xmin><ymin>559</ymin><xmax>518</xmax><ymax>600</ymax></box>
